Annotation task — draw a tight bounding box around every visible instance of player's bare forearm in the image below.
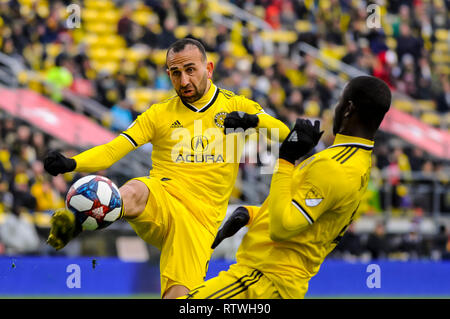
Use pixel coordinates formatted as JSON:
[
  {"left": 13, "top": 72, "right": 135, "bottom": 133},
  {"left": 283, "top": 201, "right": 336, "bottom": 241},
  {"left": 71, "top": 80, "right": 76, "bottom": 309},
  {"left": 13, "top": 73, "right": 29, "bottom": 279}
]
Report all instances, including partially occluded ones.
[{"left": 72, "top": 135, "right": 134, "bottom": 172}]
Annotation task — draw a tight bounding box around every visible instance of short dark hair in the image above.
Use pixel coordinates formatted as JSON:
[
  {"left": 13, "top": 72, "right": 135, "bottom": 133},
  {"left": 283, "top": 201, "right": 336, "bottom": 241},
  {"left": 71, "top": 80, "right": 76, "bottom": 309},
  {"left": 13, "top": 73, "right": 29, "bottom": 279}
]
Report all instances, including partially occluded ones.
[
  {"left": 166, "top": 38, "right": 207, "bottom": 64},
  {"left": 344, "top": 76, "right": 392, "bottom": 131}
]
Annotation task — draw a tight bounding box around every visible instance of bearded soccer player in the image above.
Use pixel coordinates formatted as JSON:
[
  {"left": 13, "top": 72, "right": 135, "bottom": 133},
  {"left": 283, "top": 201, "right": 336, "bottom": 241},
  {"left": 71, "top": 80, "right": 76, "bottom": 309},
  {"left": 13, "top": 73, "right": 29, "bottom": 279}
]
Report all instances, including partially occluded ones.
[
  {"left": 183, "top": 76, "right": 392, "bottom": 299},
  {"left": 44, "top": 38, "right": 290, "bottom": 298}
]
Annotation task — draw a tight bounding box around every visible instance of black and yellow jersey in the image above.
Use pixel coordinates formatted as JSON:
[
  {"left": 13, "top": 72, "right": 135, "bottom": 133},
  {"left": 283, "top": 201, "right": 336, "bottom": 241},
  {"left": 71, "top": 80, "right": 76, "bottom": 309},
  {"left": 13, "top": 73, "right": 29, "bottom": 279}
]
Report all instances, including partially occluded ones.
[
  {"left": 72, "top": 81, "right": 290, "bottom": 235},
  {"left": 236, "top": 134, "right": 374, "bottom": 298}
]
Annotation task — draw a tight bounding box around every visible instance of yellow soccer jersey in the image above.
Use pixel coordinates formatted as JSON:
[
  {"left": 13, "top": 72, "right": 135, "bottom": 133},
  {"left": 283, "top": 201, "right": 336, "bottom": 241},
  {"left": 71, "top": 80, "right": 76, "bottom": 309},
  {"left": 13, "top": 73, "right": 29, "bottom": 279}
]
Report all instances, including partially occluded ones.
[
  {"left": 236, "top": 134, "right": 374, "bottom": 298},
  {"left": 73, "top": 81, "right": 290, "bottom": 235}
]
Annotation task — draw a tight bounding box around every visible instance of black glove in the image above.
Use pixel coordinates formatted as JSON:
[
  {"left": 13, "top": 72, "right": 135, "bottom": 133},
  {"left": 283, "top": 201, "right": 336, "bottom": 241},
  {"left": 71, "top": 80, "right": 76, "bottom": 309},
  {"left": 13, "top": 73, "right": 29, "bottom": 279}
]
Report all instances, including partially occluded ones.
[
  {"left": 223, "top": 111, "right": 259, "bottom": 134},
  {"left": 44, "top": 151, "right": 76, "bottom": 176},
  {"left": 211, "top": 206, "right": 250, "bottom": 249},
  {"left": 279, "top": 118, "right": 324, "bottom": 164}
]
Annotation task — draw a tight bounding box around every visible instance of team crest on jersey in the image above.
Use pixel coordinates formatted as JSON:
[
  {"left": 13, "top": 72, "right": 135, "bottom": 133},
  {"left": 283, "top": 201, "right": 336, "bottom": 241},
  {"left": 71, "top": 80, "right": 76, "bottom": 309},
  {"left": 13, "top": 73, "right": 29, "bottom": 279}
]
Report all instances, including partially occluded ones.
[
  {"left": 214, "top": 112, "right": 227, "bottom": 128},
  {"left": 305, "top": 185, "right": 323, "bottom": 207}
]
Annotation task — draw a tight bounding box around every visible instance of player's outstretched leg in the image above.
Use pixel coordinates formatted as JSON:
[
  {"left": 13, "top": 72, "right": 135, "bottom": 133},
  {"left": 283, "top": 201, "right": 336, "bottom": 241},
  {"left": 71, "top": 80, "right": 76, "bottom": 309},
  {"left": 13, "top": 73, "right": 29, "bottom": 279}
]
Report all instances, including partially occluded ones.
[{"left": 47, "top": 179, "right": 148, "bottom": 250}]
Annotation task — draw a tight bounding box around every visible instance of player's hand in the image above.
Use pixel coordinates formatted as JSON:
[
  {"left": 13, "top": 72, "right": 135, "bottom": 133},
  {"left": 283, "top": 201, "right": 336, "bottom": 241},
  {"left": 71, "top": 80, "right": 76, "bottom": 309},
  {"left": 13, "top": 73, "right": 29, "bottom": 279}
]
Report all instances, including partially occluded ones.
[
  {"left": 211, "top": 206, "right": 250, "bottom": 249},
  {"left": 223, "top": 111, "right": 259, "bottom": 134},
  {"left": 47, "top": 209, "right": 82, "bottom": 250},
  {"left": 44, "top": 151, "right": 76, "bottom": 176},
  {"left": 279, "top": 118, "right": 324, "bottom": 164}
]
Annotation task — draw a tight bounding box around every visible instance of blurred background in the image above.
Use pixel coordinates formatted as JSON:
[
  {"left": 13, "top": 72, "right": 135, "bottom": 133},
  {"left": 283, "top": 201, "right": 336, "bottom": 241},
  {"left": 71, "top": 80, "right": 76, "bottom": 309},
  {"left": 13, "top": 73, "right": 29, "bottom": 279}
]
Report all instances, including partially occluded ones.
[{"left": 0, "top": 0, "right": 449, "bottom": 298}]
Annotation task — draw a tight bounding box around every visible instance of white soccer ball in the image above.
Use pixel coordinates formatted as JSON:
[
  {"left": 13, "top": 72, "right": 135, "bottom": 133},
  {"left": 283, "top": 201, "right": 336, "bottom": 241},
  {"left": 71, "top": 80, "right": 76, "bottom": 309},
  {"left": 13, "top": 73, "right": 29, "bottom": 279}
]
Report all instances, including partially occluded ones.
[{"left": 65, "top": 175, "right": 122, "bottom": 230}]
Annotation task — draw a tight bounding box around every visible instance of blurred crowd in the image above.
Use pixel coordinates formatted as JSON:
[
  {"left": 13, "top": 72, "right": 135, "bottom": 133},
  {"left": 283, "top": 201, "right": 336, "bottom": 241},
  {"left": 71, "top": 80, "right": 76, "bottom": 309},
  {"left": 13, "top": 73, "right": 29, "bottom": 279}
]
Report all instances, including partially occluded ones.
[
  {"left": 0, "top": 0, "right": 448, "bottom": 258},
  {"left": 0, "top": 0, "right": 447, "bottom": 124},
  {"left": 331, "top": 221, "right": 450, "bottom": 261}
]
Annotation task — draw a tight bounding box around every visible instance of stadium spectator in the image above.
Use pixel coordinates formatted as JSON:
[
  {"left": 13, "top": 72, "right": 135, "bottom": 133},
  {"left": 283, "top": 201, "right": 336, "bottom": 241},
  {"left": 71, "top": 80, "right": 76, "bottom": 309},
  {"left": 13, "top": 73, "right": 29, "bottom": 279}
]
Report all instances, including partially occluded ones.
[
  {"left": 109, "top": 99, "right": 138, "bottom": 132},
  {"left": 366, "top": 222, "right": 389, "bottom": 260},
  {"left": 45, "top": 53, "right": 74, "bottom": 103}
]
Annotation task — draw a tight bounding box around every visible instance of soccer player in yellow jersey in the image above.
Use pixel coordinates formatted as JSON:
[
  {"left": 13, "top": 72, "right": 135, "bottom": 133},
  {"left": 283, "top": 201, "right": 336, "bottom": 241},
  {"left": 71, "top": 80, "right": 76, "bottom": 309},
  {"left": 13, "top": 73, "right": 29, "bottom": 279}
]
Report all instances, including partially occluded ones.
[
  {"left": 183, "top": 76, "right": 392, "bottom": 299},
  {"left": 43, "top": 38, "right": 290, "bottom": 298}
]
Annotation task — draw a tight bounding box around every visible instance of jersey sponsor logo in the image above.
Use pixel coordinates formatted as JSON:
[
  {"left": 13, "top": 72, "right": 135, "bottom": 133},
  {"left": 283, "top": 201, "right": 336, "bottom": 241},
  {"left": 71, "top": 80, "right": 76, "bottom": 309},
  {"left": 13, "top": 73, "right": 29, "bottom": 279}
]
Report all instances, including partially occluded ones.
[
  {"left": 305, "top": 186, "right": 323, "bottom": 207},
  {"left": 175, "top": 153, "right": 225, "bottom": 163},
  {"left": 214, "top": 112, "right": 227, "bottom": 128},
  {"left": 191, "top": 135, "right": 209, "bottom": 152}
]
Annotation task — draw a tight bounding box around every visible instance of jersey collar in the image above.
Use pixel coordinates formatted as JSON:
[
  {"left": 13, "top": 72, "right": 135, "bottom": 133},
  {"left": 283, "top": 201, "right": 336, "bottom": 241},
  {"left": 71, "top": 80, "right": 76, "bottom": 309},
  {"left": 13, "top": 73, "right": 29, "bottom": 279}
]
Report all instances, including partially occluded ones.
[
  {"left": 180, "top": 81, "right": 219, "bottom": 113},
  {"left": 329, "top": 134, "right": 374, "bottom": 150}
]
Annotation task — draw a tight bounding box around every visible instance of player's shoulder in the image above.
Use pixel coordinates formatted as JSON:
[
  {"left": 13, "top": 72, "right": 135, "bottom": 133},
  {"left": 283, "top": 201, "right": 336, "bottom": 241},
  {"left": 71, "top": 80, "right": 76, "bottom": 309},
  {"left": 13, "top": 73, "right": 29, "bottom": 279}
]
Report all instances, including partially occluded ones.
[
  {"left": 216, "top": 87, "right": 237, "bottom": 100},
  {"left": 154, "top": 93, "right": 179, "bottom": 108},
  {"left": 302, "top": 152, "right": 344, "bottom": 175},
  {"left": 300, "top": 151, "right": 348, "bottom": 188},
  {"left": 140, "top": 94, "right": 179, "bottom": 114}
]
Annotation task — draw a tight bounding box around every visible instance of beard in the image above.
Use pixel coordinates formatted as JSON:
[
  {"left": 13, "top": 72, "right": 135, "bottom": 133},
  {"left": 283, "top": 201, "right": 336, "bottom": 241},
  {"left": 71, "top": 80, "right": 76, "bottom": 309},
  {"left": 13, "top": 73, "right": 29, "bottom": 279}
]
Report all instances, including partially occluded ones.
[{"left": 178, "top": 72, "right": 208, "bottom": 104}]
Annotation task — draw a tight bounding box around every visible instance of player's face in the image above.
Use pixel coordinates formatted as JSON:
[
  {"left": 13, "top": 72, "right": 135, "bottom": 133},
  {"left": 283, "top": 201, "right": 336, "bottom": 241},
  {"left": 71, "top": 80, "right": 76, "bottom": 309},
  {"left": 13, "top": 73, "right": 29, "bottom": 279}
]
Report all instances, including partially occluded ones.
[{"left": 166, "top": 46, "right": 213, "bottom": 103}]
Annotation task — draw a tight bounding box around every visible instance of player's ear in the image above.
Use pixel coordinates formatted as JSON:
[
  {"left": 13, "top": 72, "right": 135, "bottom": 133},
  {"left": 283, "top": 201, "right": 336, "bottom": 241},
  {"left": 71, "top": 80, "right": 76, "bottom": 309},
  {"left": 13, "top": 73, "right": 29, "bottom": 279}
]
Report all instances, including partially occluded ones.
[
  {"left": 206, "top": 61, "right": 214, "bottom": 79},
  {"left": 344, "top": 100, "right": 356, "bottom": 118}
]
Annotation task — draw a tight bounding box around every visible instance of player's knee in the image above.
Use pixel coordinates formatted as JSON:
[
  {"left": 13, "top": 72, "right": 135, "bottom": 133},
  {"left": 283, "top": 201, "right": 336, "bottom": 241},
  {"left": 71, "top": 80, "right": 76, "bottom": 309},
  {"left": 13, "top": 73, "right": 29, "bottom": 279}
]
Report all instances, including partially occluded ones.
[{"left": 120, "top": 180, "right": 149, "bottom": 218}]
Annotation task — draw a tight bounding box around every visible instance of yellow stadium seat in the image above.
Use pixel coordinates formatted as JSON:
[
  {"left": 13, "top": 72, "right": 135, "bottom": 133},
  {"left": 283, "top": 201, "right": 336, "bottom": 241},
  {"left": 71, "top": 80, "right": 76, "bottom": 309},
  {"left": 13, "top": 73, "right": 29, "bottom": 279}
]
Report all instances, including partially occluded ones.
[
  {"left": 435, "top": 41, "right": 449, "bottom": 52},
  {"left": 108, "top": 48, "right": 126, "bottom": 60},
  {"left": 386, "top": 37, "right": 397, "bottom": 49},
  {"left": 100, "top": 35, "right": 126, "bottom": 48},
  {"left": 150, "top": 49, "right": 167, "bottom": 65},
  {"left": 207, "top": 52, "right": 219, "bottom": 65},
  {"left": 435, "top": 29, "right": 449, "bottom": 41},
  {"left": 305, "top": 100, "right": 320, "bottom": 117},
  {"left": 98, "top": 10, "right": 121, "bottom": 24},
  {"left": 417, "top": 100, "right": 436, "bottom": 112},
  {"left": 46, "top": 43, "right": 62, "bottom": 57},
  {"left": 257, "top": 55, "right": 274, "bottom": 69},
  {"left": 131, "top": 11, "right": 153, "bottom": 26},
  {"left": 91, "top": 61, "right": 119, "bottom": 74},
  {"left": 393, "top": 99, "right": 414, "bottom": 113},
  {"left": 439, "top": 65, "right": 450, "bottom": 75},
  {"left": 209, "top": 0, "right": 232, "bottom": 15},
  {"left": 175, "top": 26, "right": 188, "bottom": 39},
  {"left": 84, "top": 0, "right": 114, "bottom": 10},
  {"left": 34, "top": 212, "right": 51, "bottom": 228},
  {"left": 421, "top": 112, "right": 441, "bottom": 127},
  {"left": 432, "top": 52, "right": 450, "bottom": 64},
  {"left": 295, "top": 20, "right": 312, "bottom": 32},
  {"left": 82, "top": 8, "right": 99, "bottom": 22},
  {"left": 84, "top": 22, "right": 116, "bottom": 34},
  {"left": 260, "top": 30, "right": 297, "bottom": 44},
  {"left": 127, "top": 88, "right": 174, "bottom": 112},
  {"left": 89, "top": 47, "right": 109, "bottom": 60},
  {"left": 83, "top": 33, "right": 99, "bottom": 46}
]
